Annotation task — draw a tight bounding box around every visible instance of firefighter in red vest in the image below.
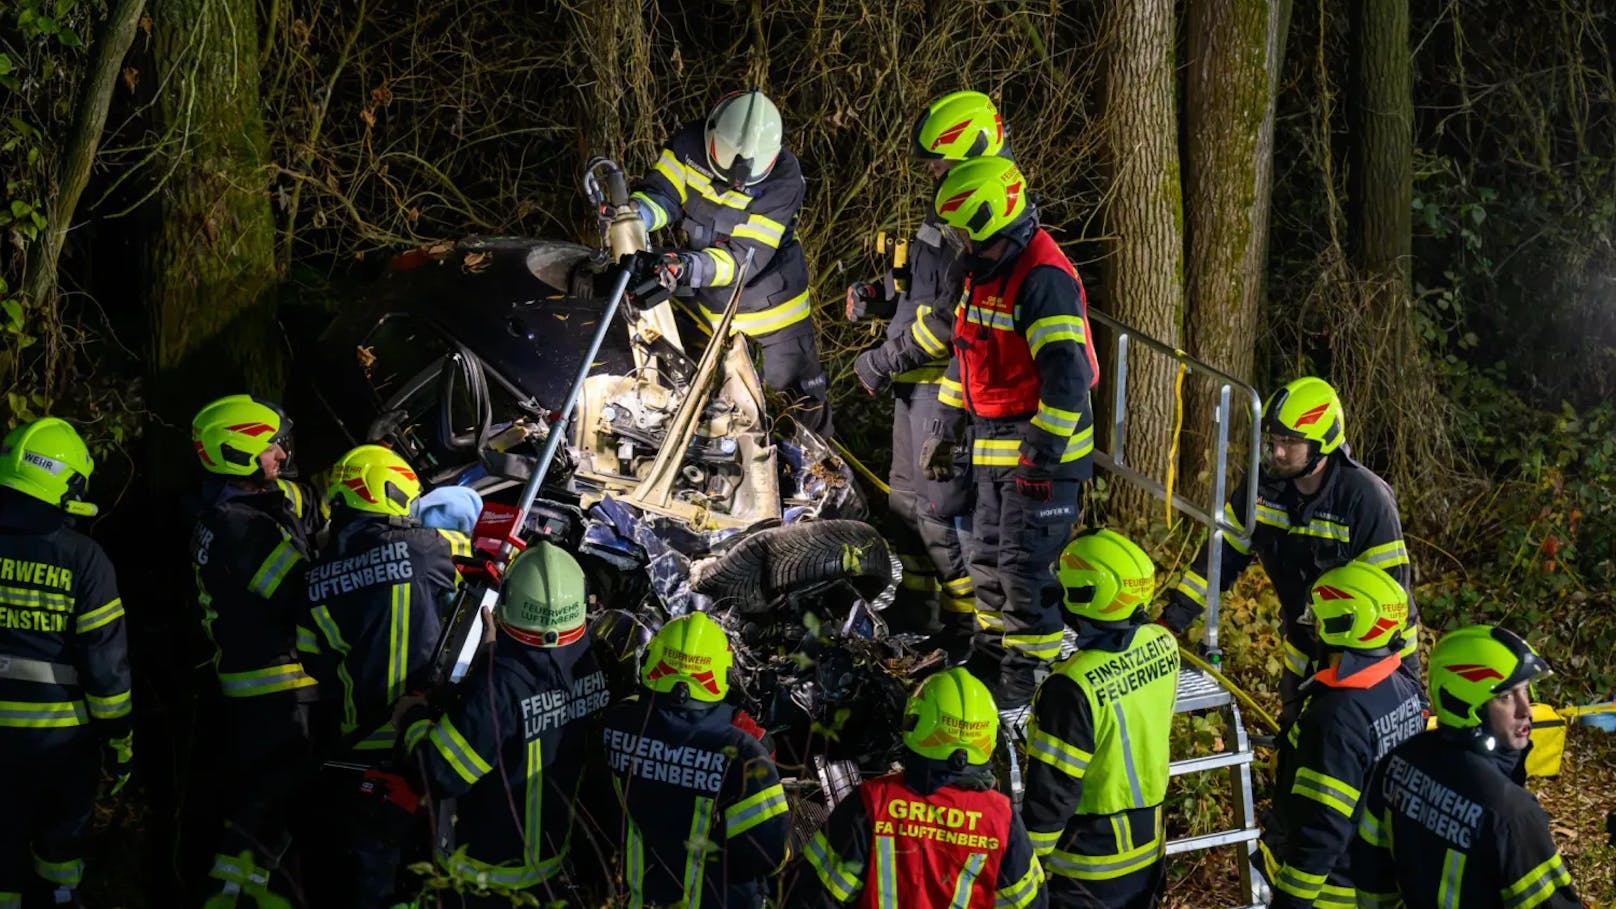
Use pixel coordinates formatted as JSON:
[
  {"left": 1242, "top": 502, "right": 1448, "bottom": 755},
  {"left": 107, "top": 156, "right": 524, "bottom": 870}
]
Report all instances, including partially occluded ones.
[
  {"left": 786, "top": 667, "right": 1047, "bottom": 909},
  {"left": 919, "top": 156, "right": 1098, "bottom": 709}
]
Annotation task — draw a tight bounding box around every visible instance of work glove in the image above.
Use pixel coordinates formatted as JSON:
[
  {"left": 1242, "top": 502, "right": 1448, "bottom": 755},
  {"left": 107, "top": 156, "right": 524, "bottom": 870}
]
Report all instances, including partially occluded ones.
[
  {"left": 844, "top": 282, "right": 896, "bottom": 322},
  {"left": 1155, "top": 596, "right": 1200, "bottom": 636},
  {"left": 104, "top": 732, "right": 134, "bottom": 796},
  {"left": 1012, "top": 456, "right": 1052, "bottom": 501},
  {"left": 919, "top": 436, "right": 960, "bottom": 482},
  {"left": 853, "top": 349, "right": 891, "bottom": 395},
  {"left": 654, "top": 251, "right": 695, "bottom": 291}
]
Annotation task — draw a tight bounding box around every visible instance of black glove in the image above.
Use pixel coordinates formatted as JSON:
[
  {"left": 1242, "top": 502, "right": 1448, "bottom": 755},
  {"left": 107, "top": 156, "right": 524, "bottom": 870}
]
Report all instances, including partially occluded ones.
[
  {"left": 919, "top": 436, "right": 959, "bottom": 482},
  {"left": 1012, "top": 456, "right": 1052, "bottom": 501},
  {"left": 853, "top": 349, "right": 891, "bottom": 395},
  {"left": 845, "top": 282, "right": 896, "bottom": 322},
  {"left": 103, "top": 732, "right": 134, "bottom": 796},
  {"left": 1156, "top": 596, "right": 1201, "bottom": 636},
  {"left": 655, "top": 251, "right": 695, "bottom": 290}
]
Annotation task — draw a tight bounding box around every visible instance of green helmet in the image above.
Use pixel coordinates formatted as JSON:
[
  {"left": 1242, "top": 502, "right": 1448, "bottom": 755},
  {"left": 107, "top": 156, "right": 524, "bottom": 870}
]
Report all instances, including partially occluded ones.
[
  {"left": 706, "top": 89, "right": 784, "bottom": 189},
  {"left": 902, "top": 667, "right": 999, "bottom": 766},
  {"left": 912, "top": 91, "right": 1005, "bottom": 161},
  {"left": 1429, "top": 625, "right": 1552, "bottom": 730},
  {"left": 1263, "top": 376, "right": 1346, "bottom": 455},
  {"left": 935, "top": 156, "right": 1030, "bottom": 243},
  {"left": 192, "top": 394, "right": 292, "bottom": 478},
  {"left": 642, "top": 612, "right": 733, "bottom": 703},
  {"left": 0, "top": 417, "right": 97, "bottom": 517},
  {"left": 1308, "top": 561, "right": 1408, "bottom": 651},
  {"left": 1056, "top": 529, "right": 1155, "bottom": 622},
  {"left": 325, "top": 444, "right": 421, "bottom": 517},
  {"left": 496, "top": 541, "right": 589, "bottom": 647}
]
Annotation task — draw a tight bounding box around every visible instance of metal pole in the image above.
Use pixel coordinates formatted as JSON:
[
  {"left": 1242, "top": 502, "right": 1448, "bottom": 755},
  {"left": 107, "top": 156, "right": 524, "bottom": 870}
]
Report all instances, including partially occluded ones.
[
  {"left": 1112, "top": 332, "right": 1130, "bottom": 465},
  {"left": 504, "top": 264, "right": 633, "bottom": 557},
  {"left": 1205, "top": 383, "right": 1233, "bottom": 661}
]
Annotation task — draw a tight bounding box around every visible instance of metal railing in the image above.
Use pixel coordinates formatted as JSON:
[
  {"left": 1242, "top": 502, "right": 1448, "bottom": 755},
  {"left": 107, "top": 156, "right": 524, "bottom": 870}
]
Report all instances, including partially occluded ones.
[{"left": 1087, "top": 308, "right": 1263, "bottom": 661}]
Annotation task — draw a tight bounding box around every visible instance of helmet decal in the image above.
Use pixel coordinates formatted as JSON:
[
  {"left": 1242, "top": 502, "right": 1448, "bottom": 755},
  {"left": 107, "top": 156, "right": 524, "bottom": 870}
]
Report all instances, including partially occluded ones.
[
  {"left": 1293, "top": 403, "right": 1330, "bottom": 428},
  {"left": 1446, "top": 663, "right": 1506, "bottom": 683}
]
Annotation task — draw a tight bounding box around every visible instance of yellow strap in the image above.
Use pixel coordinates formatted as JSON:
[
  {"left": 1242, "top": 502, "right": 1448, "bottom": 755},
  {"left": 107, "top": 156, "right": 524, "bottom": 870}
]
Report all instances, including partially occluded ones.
[{"left": 1164, "top": 358, "right": 1188, "bottom": 530}]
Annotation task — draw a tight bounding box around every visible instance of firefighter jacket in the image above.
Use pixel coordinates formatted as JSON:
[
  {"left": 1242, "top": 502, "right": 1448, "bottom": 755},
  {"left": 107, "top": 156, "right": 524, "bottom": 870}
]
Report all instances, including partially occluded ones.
[
  {"left": 790, "top": 760, "right": 1047, "bottom": 909},
  {"left": 599, "top": 692, "right": 791, "bottom": 909},
  {"left": 0, "top": 488, "right": 131, "bottom": 743},
  {"left": 863, "top": 210, "right": 967, "bottom": 386},
  {"left": 937, "top": 225, "right": 1098, "bottom": 481},
  {"left": 1351, "top": 729, "right": 1581, "bottom": 909},
  {"left": 189, "top": 479, "right": 320, "bottom": 701},
  {"left": 1022, "top": 621, "right": 1179, "bottom": 882},
  {"left": 632, "top": 122, "right": 812, "bottom": 341},
  {"left": 401, "top": 629, "right": 612, "bottom": 890},
  {"left": 296, "top": 512, "right": 469, "bottom": 752},
  {"left": 1162, "top": 451, "right": 1417, "bottom": 676},
  {"left": 1262, "top": 651, "right": 1425, "bottom": 909}
]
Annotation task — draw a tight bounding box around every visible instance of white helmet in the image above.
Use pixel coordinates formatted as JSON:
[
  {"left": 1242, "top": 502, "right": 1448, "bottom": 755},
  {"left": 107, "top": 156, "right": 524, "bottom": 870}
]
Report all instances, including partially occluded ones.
[{"left": 705, "top": 90, "right": 783, "bottom": 189}]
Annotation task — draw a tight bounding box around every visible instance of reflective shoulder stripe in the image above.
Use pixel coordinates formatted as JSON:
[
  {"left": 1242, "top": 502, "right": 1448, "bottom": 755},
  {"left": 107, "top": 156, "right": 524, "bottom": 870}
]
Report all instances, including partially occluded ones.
[
  {"left": 804, "top": 829, "right": 863, "bottom": 902},
  {"left": 86, "top": 689, "right": 133, "bottom": 720},
  {"left": 1292, "top": 766, "right": 1361, "bottom": 817},
  {"left": 77, "top": 597, "right": 124, "bottom": 634},
  {"left": 428, "top": 715, "right": 493, "bottom": 785},
  {"left": 1357, "top": 804, "right": 1391, "bottom": 848},
  {"left": 724, "top": 781, "right": 789, "bottom": 837},
  {"left": 1028, "top": 726, "right": 1092, "bottom": 778},
  {"left": 247, "top": 538, "right": 303, "bottom": 599},
  {"left": 650, "top": 149, "right": 689, "bottom": 203},
  {"left": 994, "top": 854, "right": 1044, "bottom": 909},
  {"left": 435, "top": 529, "right": 472, "bottom": 559},
  {"left": 1501, "top": 852, "right": 1571, "bottom": 909},
  {"left": 1026, "top": 314, "right": 1086, "bottom": 358}
]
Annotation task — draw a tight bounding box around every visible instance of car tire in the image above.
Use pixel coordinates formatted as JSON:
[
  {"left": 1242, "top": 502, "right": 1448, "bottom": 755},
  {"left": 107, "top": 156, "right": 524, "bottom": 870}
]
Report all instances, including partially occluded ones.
[{"left": 692, "top": 519, "right": 892, "bottom": 613}]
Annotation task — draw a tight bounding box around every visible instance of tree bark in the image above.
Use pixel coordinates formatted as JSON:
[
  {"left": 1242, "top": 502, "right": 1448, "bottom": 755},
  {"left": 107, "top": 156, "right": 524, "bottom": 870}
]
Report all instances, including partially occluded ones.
[
  {"left": 1099, "top": 0, "right": 1187, "bottom": 527},
  {"left": 1182, "top": 0, "right": 1289, "bottom": 501},
  {"left": 1348, "top": 0, "right": 1413, "bottom": 295},
  {"left": 146, "top": 0, "right": 280, "bottom": 477}
]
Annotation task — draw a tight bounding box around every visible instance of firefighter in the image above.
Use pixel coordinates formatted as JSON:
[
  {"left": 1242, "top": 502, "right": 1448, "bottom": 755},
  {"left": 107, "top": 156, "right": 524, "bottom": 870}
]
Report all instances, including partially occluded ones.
[
  {"left": 787, "top": 666, "right": 1047, "bottom": 909},
  {"left": 398, "top": 541, "right": 611, "bottom": 906},
  {"left": 1257, "top": 560, "right": 1425, "bottom": 909},
  {"left": 598, "top": 611, "right": 790, "bottom": 908},
  {"left": 1352, "top": 625, "right": 1581, "bottom": 909},
  {"left": 294, "top": 444, "right": 471, "bottom": 909},
  {"left": 1020, "top": 529, "right": 1178, "bottom": 909},
  {"left": 629, "top": 89, "right": 833, "bottom": 435},
  {"left": 919, "top": 155, "right": 1099, "bottom": 709},
  {"left": 1156, "top": 376, "right": 1420, "bottom": 724},
  {"left": 189, "top": 395, "right": 323, "bottom": 907},
  {"left": 843, "top": 90, "right": 1009, "bottom": 656},
  {"left": 0, "top": 417, "right": 132, "bottom": 908}
]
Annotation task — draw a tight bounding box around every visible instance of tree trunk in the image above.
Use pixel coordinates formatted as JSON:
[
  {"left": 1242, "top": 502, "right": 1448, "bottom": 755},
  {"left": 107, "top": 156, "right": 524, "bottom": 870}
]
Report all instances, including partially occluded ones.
[
  {"left": 1348, "top": 0, "right": 1413, "bottom": 295},
  {"left": 1099, "top": 0, "right": 1187, "bottom": 528},
  {"left": 146, "top": 0, "right": 280, "bottom": 463},
  {"left": 1181, "top": 0, "right": 1290, "bottom": 503}
]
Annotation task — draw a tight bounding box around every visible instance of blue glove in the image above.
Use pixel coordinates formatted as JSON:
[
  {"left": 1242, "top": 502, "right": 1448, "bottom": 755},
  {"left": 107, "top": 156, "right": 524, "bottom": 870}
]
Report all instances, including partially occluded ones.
[{"left": 412, "top": 486, "right": 484, "bottom": 536}]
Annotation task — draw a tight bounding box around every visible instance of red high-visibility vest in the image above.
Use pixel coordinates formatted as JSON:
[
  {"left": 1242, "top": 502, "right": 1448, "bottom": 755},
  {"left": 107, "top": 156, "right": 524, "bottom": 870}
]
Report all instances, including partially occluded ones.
[
  {"left": 952, "top": 228, "right": 1099, "bottom": 418},
  {"left": 857, "top": 773, "right": 1013, "bottom": 909}
]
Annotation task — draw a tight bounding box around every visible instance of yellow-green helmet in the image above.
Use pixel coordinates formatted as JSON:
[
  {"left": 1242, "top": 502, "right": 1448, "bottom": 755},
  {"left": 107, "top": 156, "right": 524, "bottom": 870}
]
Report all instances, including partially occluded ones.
[
  {"left": 0, "top": 417, "right": 97, "bottom": 517},
  {"left": 496, "top": 541, "right": 589, "bottom": 647},
  {"left": 912, "top": 90, "right": 1005, "bottom": 161},
  {"left": 1308, "top": 561, "right": 1409, "bottom": 651},
  {"left": 1428, "top": 625, "right": 1552, "bottom": 730},
  {"left": 641, "top": 612, "right": 733, "bottom": 703},
  {"left": 935, "top": 156, "right": 1030, "bottom": 243},
  {"left": 902, "top": 667, "right": 999, "bottom": 766},
  {"left": 192, "top": 394, "right": 291, "bottom": 478},
  {"left": 325, "top": 444, "right": 421, "bottom": 517},
  {"left": 1056, "top": 529, "right": 1155, "bottom": 622},
  {"left": 1263, "top": 376, "right": 1346, "bottom": 455}
]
